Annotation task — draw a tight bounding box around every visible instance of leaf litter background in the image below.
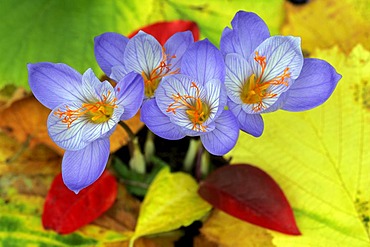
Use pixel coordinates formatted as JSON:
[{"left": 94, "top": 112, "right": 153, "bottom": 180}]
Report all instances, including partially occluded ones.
[{"left": 1, "top": 0, "right": 370, "bottom": 246}]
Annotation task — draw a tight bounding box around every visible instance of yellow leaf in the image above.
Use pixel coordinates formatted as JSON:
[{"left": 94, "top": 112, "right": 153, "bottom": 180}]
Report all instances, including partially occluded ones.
[
  {"left": 226, "top": 45, "right": 370, "bottom": 246},
  {"left": 282, "top": 0, "right": 370, "bottom": 54},
  {"left": 199, "top": 210, "right": 274, "bottom": 247},
  {"left": 132, "top": 167, "right": 211, "bottom": 242}
]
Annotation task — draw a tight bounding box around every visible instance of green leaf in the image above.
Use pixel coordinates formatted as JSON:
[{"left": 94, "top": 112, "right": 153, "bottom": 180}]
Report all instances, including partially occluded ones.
[
  {"left": 1, "top": 0, "right": 284, "bottom": 90},
  {"left": 131, "top": 167, "right": 211, "bottom": 242},
  {"left": 226, "top": 45, "right": 370, "bottom": 246}
]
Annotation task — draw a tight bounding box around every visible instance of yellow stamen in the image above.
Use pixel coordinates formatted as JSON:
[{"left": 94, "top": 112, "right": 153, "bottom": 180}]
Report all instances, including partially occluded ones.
[
  {"left": 142, "top": 47, "right": 179, "bottom": 98},
  {"left": 54, "top": 91, "right": 118, "bottom": 128},
  {"left": 240, "top": 51, "right": 290, "bottom": 112},
  {"left": 167, "top": 82, "right": 209, "bottom": 132}
]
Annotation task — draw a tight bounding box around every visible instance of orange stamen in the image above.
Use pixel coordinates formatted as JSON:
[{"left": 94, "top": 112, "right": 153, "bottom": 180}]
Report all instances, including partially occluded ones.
[
  {"left": 54, "top": 91, "right": 118, "bottom": 128},
  {"left": 241, "top": 51, "right": 291, "bottom": 112},
  {"left": 167, "top": 82, "right": 209, "bottom": 132},
  {"left": 142, "top": 47, "right": 179, "bottom": 97}
]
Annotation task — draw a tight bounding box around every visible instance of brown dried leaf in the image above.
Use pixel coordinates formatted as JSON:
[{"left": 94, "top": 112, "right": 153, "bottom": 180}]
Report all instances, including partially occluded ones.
[{"left": 0, "top": 133, "right": 60, "bottom": 176}]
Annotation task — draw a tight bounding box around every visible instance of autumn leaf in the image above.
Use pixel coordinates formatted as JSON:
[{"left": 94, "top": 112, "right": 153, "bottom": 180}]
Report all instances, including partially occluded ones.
[
  {"left": 198, "top": 164, "right": 300, "bottom": 235},
  {"left": 226, "top": 45, "right": 370, "bottom": 246},
  {"left": 282, "top": 0, "right": 370, "bottom": 54},
  {"left": 198, "top": 210, "right": 274, "bottom": 247},
  {"left": 42, "top": 172, "right": 118, "bottom": 234},
  {"left": 131, "top": 167, "right": 211, "bottom": 244},
  {"left": 0, "top": 133, "right": 60, "bottom": 176}
]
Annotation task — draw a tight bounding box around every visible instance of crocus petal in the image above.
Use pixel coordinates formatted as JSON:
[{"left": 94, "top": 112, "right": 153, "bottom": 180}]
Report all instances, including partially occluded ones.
[
  {"left": 48, "top": 103, "right": 90, "bottom": 150},
  {"left": 261, "top": 91, "right": 290, "bottom": 113},
  {"left": 251, "top": 36, "right": 303, "bottom": 84},
  {"left": 94, "top": 32, "right": 128, "bottom": 76},
  {"left": 110, "top": 65, "right": 128, "bottom": 82},
  {"left": 124, "top": 31, "right": 162, "bottom": 76},
  {"left": 181, "top": 39, "right": 225, "bottom": 85},
  {"left": 28, "top": 62, "right": 84, "bottom": 109},
  {"left": 200, "top": 110, "right": 239, "bottom": 156},
  {"left": 164, "top": 31, "right": 194, "bottom": 71},
  {"left": 220, "top": 27, "right": 235, "bottom": 56},
  {"left": 221, "top": 11, "right": 270, "bottom": 58},
  {"left": 115, "top": 72, "right": 144, "bottom": 120},
  {"left": 79, "top": 68, "right": 104, "bottom": 100},
  {"left": 225, "top": 53, "right": 253, "bottom": 104},
  {"left": 228, "top": 100, "right": 264, "bottom": 137},
  {"left": 155, "top": 74, "right": 207, "bottom": 130},
  {"left": 62, "top": 138, "right": 110, "bottom": 193},
  {"left": 48, "top": 100, "right": 121, "bottom": 151},
  {"left": 282, "top": 58, "right": 341, "bottom": 111},
  {"left": 204, "top": 78, "right": 227, "bottom": 120},
  {"left": 141, "top": 99, "right": 186, "bottom": 140}
]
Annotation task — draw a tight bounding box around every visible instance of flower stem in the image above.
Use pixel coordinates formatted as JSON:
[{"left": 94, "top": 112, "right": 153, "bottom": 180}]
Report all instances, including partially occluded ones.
[
  {"left": 118, "top": 121, "right": 135, "bottom": 144},
  {"left": 144, "top": 130, "right": 155, "bottom": 163},
  {"left": 118, "top": 121, "right": 146, "bottom": 174},
  {"left": 183, "top": 139, "right": 200, "bottom": 172},
  {"left": 195, "top": 144, "right": 204, "bottom": 182}
]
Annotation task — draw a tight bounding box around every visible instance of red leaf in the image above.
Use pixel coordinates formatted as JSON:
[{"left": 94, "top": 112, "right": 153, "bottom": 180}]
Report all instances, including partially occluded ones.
[
  {"left": 128, "top": 20, "right": 200, "bottom": 45},
  {"left": 42, "top": 171, "right": 118, "bottom": 234},
  {"left": 198, "top": 164, "right": 301, "bottom": 235}
]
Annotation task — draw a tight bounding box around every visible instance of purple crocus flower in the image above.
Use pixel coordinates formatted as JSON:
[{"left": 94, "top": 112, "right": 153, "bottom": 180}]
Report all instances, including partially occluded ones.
[
  {"left": 141, "top": 40, "right": 239, "bottom": 156},
  {"left": 28, "top": 63, "right": 144, "bottom": 193},
  {"left": 221, "top": 11, "right": 341, "bottom": 137},
  {"left": 94, "top": 30, "right": 194, "bottom": 100}
]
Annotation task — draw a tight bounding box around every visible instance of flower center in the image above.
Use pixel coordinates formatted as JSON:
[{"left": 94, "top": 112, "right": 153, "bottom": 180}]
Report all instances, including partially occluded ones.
[
  {"left": 142, "top": 47, "right": 179, "bottom": 98},
  {"left": 54, "top": 91, "right": 117, "bottom": 128},
  {"left": 240, "top": 52, "right": 290, "bottom": 112},
  {"left": 167, "top": 82, "right": 210, "bottom": 132}
]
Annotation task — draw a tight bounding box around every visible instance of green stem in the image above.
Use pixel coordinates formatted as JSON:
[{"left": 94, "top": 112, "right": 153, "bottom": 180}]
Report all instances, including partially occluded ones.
[
  {"left": 118, "top": 121, "right": 146, "bottom": 174},
  {"left": 144, "top": 130, "right": 155, "bottom": 163},
  {"left": 195, "top": 144, "right": 204, "bottom": 182},
  {"left": 183, "top": 139, "right": 200, "bottom": 172}
]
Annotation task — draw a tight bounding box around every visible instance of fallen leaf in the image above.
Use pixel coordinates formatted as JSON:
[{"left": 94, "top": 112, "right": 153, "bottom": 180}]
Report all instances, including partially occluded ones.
[
  {"left": 226, "top": 45, "right": 370, "bottom": 246},
  {"left": 42, "top": 171, "right": 118, "bottom": 234},
  {"left": 198, "top": 210, "right": 274, "bottom": 247},
  {"left": 0, "top": 133, "right": 60, "bottom": 176},
  {"left": 282, "top": 0, "right": 370, "bottom": 54},
  {"left": 198, "top": 164, "right": 300, "bottom": 235},
  {"left": 93, "top": 182, "right": 141, "bottom": 232},
  {"left": 128, "top": 20, "right": 200, "bottom": 45},
  {"left": 131, "top": 167, "right": 211, "bottom": 243}
]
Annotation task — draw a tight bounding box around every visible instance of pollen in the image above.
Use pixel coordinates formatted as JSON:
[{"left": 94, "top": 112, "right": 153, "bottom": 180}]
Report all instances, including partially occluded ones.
[
  {"left": 54, "top": 91, "right": 118, "bottom": 128},
  {"left": 142, "top": 47, "right": 179, "bottom": 98},
  {"left": 167, "top": 82, "right": 210, "bottom": 132},
  {"left": 240, "top": 51, "right": 290, "bottom": 112}
]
